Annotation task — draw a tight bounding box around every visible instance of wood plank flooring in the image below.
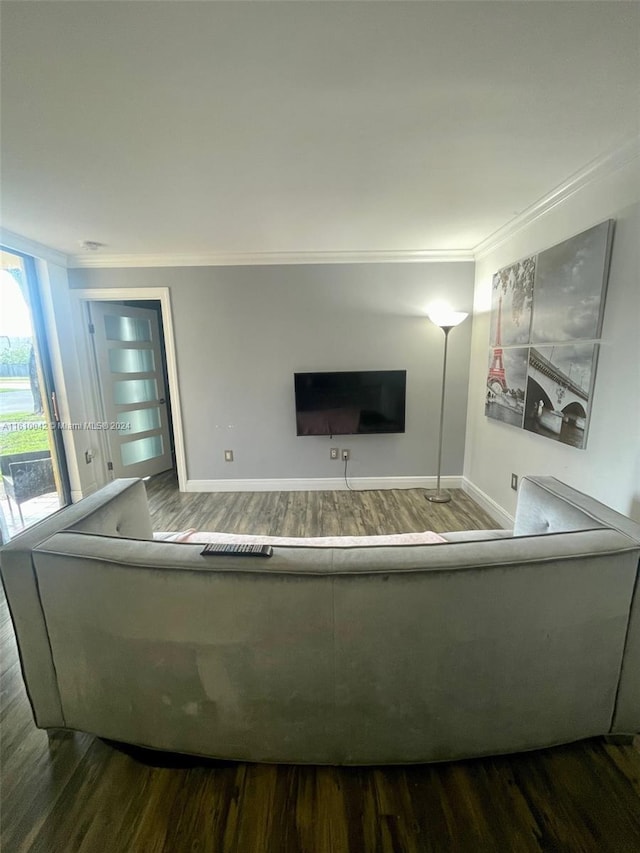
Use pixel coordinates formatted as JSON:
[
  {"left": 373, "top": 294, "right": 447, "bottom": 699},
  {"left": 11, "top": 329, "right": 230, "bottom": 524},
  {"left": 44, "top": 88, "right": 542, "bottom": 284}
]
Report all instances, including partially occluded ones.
[
  {"left": 2, "top": 472, "right": 639, "bottom": 853},
  {"left": 144, "top": 472, "right": 499, "bottom": 537}
]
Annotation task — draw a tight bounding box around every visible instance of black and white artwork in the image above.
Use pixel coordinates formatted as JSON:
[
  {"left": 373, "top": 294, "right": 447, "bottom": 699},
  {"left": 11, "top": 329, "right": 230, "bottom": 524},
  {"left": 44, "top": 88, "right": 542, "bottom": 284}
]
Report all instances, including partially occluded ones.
[
  {"left": 489, "top": 256, "right": 535, "bottom": 347},
  {"left": 530, "top": 220, "right": 614, "bottom": 344},
  {"left": 485, "top": 219, "right": 613, "bottom": 449},
  {"left": 523, "top": 343, "right": 598, "bottom": 450}
]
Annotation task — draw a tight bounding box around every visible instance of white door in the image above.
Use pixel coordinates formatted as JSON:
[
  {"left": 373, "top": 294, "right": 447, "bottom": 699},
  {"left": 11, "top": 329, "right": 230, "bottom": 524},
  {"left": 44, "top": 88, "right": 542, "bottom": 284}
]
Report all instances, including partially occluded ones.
[{"left": 88, "top": 302, "right": 173, "bottom": 479}]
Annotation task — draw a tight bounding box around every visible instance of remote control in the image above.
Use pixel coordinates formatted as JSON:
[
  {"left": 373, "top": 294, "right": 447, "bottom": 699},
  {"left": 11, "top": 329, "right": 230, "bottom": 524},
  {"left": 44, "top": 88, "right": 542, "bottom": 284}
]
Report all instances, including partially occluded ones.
[{"left": 200, "top": 543, "right": 273, "bottom": 557}]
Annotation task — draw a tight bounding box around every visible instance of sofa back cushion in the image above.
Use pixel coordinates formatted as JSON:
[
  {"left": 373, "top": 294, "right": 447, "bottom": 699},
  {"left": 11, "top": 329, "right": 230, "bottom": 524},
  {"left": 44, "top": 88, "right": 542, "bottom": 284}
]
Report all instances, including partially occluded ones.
[{"left": 28, "top": 526, "right": 640, "bottom": 762}]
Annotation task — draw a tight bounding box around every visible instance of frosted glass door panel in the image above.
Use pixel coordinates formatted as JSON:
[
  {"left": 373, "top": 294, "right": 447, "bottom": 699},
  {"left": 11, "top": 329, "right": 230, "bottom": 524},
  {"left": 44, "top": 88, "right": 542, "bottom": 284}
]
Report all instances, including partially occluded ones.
[
  {"left": 104, "top": 315, "right": 152, "bottom": 342},
  {"left": 123, "top": 407, "right": 162, "bottom": 435},
  {"left": 120, "top": 435, "right": 164, "bottom": 467},
  {"left": 114, "top": 379, "right": 158, "bottom": 405},
  {"left": 108, "top": 348, "right": 155, "bottom": 374},
  {"left": 89, "top": 301, "right": 173, "bottom": 479}
]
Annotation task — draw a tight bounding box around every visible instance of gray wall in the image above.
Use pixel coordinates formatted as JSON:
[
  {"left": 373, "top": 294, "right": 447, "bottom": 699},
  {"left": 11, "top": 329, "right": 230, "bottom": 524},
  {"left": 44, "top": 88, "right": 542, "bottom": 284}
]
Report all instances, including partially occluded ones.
[{"left": 69, "top": 263, "right": 474, "bottom": 483}]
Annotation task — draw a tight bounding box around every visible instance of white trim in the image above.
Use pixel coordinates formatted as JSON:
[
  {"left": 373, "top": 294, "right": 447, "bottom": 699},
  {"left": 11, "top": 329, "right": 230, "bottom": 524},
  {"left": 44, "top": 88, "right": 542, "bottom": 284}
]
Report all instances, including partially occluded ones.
[
  {"left": 185, "top": 475, "right": 463, "bottom": 493},
  {"left": 68, "top": 248, "right": 474, "bottom": 269},
  {"left": 0, "top": 227, "right": 69, "bottom": 268},
  {"left": 72, "top": 287, "right": 188, "bottom": 492},
  {"left": 473, "top": 136, "right": 640, "bottom": 260},
  {"left": 80, "top": 299, "right": 113, "bottom": 488},
  {"left": 35, "top": 261, "right": 88, "bottom": 500},
  {"left": 461, "top": 477, "right": 514, "bottom": 529}
]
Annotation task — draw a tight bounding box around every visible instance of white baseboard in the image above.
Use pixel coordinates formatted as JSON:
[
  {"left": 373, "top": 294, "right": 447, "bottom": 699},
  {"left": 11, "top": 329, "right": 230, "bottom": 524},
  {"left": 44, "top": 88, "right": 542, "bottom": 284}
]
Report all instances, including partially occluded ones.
[
  {"left": 461, "top": 477, "right": 514, "bottom": 529},
  {"left": 185, "top": 475, "right": 463, "bottom": 493}
]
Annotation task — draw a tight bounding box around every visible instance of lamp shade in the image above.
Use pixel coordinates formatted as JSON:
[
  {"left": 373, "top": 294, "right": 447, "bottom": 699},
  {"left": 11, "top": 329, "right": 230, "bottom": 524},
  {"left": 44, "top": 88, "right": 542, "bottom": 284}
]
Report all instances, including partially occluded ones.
[{"left": 427, "top": 309, "right": 468, "bottom": 329}]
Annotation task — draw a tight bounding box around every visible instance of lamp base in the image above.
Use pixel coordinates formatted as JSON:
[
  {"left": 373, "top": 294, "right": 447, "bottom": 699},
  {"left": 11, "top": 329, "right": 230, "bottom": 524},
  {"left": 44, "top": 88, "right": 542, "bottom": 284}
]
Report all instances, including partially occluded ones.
[{"left": 426, "top": 492, "right": 451, "bottom": 504}]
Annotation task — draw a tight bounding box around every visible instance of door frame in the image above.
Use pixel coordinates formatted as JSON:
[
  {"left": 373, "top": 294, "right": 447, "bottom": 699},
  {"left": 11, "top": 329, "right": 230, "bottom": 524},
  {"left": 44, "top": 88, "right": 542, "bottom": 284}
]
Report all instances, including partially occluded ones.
[
  {"left": 73, "top": 288, "right": 187, "bottom": 491},
  {"left": 0, "top": 246, "right": 72, "bottom": 511}
]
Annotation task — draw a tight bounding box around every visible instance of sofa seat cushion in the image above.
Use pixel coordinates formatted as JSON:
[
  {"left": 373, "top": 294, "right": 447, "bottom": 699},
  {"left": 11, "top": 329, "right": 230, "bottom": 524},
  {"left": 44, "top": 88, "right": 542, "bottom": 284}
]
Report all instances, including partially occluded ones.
[{"left": 153, "top": 529, "right": 447, "bottom": 547}]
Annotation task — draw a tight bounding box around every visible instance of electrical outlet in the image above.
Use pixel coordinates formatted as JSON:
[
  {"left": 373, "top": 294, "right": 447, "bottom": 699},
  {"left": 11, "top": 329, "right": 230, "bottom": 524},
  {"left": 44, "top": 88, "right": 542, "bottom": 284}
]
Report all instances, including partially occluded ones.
[
  {"left": 342, "top": 449, "right": 350, "bottom": 461},
  {"left": 330, "top": 447, "right": 339, "bottom": 460},
  {"left": 224, "top": 450, "right": 234, "bottom": 462},
  {"left": 511, "top": 473, "right": 518, "bottom": 491}
]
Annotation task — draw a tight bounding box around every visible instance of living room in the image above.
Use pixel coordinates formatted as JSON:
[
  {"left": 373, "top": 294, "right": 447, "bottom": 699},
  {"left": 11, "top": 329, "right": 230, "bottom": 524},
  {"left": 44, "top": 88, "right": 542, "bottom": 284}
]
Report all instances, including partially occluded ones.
[
  {"left": 1, "top": 2, "right": 638, "bottom": 529},
  {"left": 1, "top": 2, "right": 639, "bottom": 850}
]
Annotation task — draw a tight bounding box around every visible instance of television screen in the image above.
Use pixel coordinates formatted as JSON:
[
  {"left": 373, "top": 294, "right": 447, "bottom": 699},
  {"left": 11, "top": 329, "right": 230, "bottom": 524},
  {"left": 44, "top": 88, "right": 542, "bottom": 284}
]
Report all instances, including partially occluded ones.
[{"left": 294, "top": 370, "right": 406, "bottom": 436}]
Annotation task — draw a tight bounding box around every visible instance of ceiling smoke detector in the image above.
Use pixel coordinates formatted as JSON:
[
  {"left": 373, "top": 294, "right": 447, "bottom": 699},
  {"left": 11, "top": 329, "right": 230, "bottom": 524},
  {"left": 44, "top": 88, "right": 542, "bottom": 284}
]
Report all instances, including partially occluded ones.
[{"left": 80, "top": 240, "right": 106, "bottom": 251}]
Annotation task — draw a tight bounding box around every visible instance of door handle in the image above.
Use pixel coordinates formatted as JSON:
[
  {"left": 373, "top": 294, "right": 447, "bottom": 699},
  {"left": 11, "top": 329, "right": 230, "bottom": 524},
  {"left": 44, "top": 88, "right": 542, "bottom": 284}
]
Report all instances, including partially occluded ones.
[
  {"left": 159, "top": 398, "right": 166, "bottom": 405},
  {"left": 51, "top": 391, "right": 60, "bottom": 422}
]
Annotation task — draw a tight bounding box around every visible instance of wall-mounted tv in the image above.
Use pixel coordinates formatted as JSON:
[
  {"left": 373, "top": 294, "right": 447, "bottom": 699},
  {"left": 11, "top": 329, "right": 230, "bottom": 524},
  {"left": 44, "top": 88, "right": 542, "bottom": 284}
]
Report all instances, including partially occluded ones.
[{"left": 294, "top": 370, "right": 407, "bottom": 436}]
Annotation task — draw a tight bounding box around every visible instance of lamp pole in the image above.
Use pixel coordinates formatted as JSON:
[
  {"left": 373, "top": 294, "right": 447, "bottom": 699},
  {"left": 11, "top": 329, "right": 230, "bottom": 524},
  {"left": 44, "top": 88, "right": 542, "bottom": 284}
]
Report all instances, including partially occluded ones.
[
  {"left": 428, "top": 324, "right": 453, "bottom": 503},
  {"left": 425, "top": 309, "right": 468, "bottom": 504}
]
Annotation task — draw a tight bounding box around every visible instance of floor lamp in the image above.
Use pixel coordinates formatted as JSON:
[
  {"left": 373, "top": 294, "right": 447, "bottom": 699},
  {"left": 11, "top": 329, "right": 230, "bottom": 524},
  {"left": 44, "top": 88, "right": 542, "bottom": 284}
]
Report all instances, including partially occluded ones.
[{"left": 426, "top": 309, "right": 468, "bottom": 503}]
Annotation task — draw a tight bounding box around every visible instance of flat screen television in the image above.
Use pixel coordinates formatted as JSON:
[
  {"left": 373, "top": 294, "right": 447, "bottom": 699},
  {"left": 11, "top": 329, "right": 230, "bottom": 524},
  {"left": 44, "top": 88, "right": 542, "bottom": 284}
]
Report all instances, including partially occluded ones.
[{"left": 294, "top": 370, "right": 407, "bottom": 436}]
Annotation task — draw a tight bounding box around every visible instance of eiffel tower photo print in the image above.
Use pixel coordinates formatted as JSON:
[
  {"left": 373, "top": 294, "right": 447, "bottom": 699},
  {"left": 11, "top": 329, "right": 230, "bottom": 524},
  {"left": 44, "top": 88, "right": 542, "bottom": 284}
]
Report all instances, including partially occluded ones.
[{"left": 485, "top": 256, "right": 535, "bottom": 429}]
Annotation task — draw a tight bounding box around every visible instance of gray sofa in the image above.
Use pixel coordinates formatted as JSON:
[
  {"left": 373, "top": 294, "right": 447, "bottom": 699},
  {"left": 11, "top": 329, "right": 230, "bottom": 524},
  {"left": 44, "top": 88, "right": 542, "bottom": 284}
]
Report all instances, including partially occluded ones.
[{"left": 1, "top": 476, "right": 638, "bottom": 765}]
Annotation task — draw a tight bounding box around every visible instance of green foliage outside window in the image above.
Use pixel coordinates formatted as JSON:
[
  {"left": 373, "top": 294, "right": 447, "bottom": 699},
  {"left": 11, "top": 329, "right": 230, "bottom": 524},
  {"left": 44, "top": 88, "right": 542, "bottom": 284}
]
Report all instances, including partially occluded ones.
[{"left": 0, "top": 337, "right": 31, "bottom": 367}]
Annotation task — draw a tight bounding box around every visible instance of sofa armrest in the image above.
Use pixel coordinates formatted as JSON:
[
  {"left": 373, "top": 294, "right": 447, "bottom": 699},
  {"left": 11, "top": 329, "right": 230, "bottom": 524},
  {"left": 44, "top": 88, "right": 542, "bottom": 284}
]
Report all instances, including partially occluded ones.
[
  {"left": 0, "top": 478, "right": 151, "bottom": 728},
  {"left": 515, "top": 477, "right": 640, "bottom": 540},
  {"left": 68, "top": 481, "right": 153, "bottom": 539}
]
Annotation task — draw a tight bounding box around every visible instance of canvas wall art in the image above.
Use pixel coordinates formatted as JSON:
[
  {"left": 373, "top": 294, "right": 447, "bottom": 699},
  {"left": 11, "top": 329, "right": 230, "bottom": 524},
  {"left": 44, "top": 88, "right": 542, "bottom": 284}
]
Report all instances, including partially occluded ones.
[
  {"left": 489, "top": 255, "right": 535, "bottom": 347},
  {"left": 486, "top": 346, "right": 528, "bottom": 429},
  {"left": 485, "top": 219, "right": 613, "bottom": 449},
  {"left": 530, "top": 222, "right": 612, "bottom": 344}
]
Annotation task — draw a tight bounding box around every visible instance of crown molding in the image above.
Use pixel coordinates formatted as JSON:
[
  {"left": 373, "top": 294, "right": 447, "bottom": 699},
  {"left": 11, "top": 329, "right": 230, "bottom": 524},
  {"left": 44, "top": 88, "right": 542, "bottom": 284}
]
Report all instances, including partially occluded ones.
[
  {"left": 68, "top": 247, "right": 474, "bottom": 269},
  {"left": 5, "top": 137, "right": 637, "bottom": 270},
  {"left": 473, "top": 136, "right": 640, "bottom": 260},
  {"left": 0, "top": 227, "right": 69, "bottom": 268}
]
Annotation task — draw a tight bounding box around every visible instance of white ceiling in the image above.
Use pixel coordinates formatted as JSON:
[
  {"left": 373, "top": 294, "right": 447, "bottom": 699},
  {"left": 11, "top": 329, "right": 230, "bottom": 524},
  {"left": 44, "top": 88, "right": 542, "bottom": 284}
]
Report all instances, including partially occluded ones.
[{"left": 1, "top": 1, "right": 639, "bottom": 266}]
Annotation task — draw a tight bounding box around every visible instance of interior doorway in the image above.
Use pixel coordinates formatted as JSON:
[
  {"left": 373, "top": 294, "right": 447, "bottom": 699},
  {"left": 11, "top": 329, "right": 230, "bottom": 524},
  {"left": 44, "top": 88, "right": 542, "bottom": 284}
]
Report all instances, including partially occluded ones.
[
  {"left": 87, "top": 300, "right": 175, "bottom": 480},
  {"left": 74, "top": 286, "right": 186, "bottom": 491}
]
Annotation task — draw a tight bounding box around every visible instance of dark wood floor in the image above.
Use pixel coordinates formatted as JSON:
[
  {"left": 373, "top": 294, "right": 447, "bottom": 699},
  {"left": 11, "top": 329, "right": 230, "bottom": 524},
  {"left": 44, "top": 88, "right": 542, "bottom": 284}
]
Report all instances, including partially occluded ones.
[{"left": 2, "top": 472, "right": 639, "bottom": 853}]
